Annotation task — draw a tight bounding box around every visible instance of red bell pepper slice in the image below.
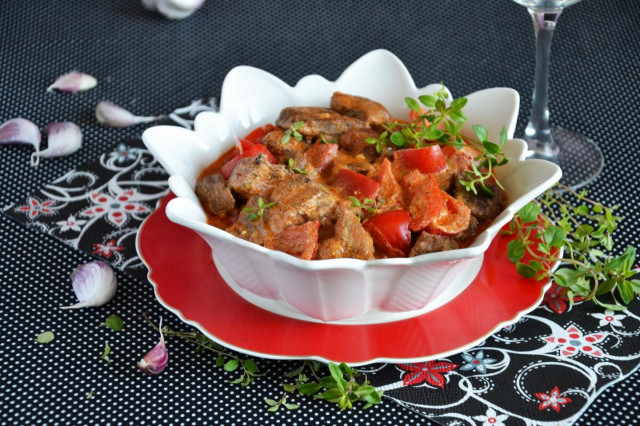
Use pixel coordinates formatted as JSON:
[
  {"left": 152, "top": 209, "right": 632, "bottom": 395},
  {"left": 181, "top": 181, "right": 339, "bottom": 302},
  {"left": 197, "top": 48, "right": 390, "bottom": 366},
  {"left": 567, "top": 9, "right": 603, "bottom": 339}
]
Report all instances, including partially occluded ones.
[
  {"left": 364, "top": 210, "right": 411, "bottom": 257},
  {"left": 334, "top": 168, "right": 380, "bottom": 201},
  {"left": 395, "top": 145, "right": 447, "bottom": 174},
  {"left": 427, "top": 191, "right": 471, "bottom": 236},
  {"left": 268, "top": 221, "right": 321, "bottom": 260},
  {"left": 243, "top": 124, "right": 276, "bottom": 144},
  {"left": 402, "top": 170, "right": 443, "bottom": 231},
  {"left": 305, "top": 142, "right": 338, "bottom": 173}
]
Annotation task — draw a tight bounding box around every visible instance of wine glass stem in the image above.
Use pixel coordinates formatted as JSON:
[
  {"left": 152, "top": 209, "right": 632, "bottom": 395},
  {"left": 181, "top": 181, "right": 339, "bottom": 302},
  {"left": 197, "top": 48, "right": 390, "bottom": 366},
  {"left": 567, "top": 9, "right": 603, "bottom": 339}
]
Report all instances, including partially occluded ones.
[{"left": 524, "top": 9, "right": 563, "bottom": 160}]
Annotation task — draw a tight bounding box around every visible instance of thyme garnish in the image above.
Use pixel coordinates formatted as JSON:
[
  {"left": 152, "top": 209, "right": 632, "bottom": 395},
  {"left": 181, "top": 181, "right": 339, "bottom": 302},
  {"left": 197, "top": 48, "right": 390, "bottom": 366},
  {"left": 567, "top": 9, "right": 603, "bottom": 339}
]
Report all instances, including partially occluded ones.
[
  {"left": 366, "top": 84, "right": 508, "bottom": 195},
  {"left": 242, "top": 197, "right": 276, "bottom": 221},
  {"left": 504, "top": 183, "right": 640, "bottom": 310},
  {"left": 281, "top": 121, "right": 304, "bottom": 145}
]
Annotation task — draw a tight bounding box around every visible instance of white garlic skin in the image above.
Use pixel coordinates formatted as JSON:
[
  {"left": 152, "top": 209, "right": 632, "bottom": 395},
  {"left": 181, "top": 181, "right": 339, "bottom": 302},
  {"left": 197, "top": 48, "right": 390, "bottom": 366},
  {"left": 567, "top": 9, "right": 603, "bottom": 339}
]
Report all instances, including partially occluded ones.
[
  {"left": 138, "top": 321, "right": 169, "bottom": 374},
  {"left": 30, "top": 122, "right": 83, "bottom": 166},
  {"left": 47, "top": 72, "right": 97, "bottom": 93}
]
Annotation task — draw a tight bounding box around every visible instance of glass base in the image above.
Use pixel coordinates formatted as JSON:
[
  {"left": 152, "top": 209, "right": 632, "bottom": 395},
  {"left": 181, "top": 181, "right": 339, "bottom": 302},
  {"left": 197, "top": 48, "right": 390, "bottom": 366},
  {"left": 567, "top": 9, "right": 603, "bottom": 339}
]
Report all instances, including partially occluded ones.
[{"left": 525, "top": 126, "right": 604, "bottom": 190}]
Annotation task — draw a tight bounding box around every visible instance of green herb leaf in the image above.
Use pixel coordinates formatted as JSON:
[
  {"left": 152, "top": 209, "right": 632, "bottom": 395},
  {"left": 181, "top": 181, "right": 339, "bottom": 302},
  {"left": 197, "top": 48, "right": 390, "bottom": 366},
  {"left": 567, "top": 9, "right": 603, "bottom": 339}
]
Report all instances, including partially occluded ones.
[
  {"left": 507, "top": 239, "right": 525, "bottom": 263},
  {"left": 36, "top": 331, "right": 55, "bottom": 344},
  {"left": 101, "top": 315, "right": 123, "bottom": 332},
  {"left": 224, "top": 359, "right": 239, "bottom": 372},
  {"left": 516, "top": 262, "right": 537, "bottom": 278}
]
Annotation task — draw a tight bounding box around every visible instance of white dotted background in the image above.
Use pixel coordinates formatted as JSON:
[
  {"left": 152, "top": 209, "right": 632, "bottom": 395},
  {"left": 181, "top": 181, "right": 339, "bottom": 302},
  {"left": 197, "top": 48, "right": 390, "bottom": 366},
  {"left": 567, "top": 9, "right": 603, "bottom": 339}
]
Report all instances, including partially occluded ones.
[{"left": 1, "top": 1, "right": 639, "bottom": 425}]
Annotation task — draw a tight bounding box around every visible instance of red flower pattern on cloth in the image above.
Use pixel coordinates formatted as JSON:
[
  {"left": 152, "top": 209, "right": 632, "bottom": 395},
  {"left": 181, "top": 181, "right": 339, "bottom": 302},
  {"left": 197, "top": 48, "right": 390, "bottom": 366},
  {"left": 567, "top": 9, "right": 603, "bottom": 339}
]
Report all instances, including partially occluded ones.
[
  {"left": 17, "top": 197, "right": 54, "bottom": 219},
  {"left": 92, "top": 239, "right": 124, "bottom": 258},
  {"left": 399, "top": 360, "right": 459, "bottom": 388},
  {"left": 543, "top": 325, "right": 606, "bottom": 357},
  {"left": 541, "top": 282, "right": 585, "bottom": 314},
  {"left": 81, "top": 189, "right": 150, "bottom": 227},
  {"left": 535, "top": 386, "right": 573, "bottom": 412}
]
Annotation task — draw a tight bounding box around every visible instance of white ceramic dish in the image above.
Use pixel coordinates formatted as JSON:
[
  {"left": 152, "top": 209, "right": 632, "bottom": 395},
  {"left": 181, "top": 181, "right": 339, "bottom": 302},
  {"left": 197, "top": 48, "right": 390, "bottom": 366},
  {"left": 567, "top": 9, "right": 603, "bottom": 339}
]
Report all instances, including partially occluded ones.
[{"left": 142, "top": 49, "right": 562, "bottom": 323}]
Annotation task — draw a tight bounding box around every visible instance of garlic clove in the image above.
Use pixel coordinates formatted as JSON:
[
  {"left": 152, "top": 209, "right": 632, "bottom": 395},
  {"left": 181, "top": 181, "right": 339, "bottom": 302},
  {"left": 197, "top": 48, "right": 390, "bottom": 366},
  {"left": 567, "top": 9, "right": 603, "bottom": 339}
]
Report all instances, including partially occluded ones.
[
  {"left": 0, "top": 118, "right": 42, "bottom": 156},
  {"left": 141, "top": 0, "right": 158, "bottom": 10},
  {"left": 60, "top": 261, "right": 117, "bottom": 310},
  {"left": 95, "top": 101, "right": 161, "bottom": 128},
  {"left": 47, "top": 72, "right": 97, "bottom": 93},
  {"left": 156, "top": 0, "right": 204, "bottom": 19},
  {"left": 30, "top": 122, "right": 83, "bottom": 166},
  {"left": 138, "top": 319, "right": 169, "bottom": 374}
]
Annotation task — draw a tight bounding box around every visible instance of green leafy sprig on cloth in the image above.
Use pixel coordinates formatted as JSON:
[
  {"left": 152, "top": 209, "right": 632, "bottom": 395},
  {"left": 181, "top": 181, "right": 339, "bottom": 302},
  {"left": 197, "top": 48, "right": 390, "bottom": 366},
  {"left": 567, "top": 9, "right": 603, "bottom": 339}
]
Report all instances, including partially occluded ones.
[{"left": 504, "top": 184, "right": 640, "bottom": 310}]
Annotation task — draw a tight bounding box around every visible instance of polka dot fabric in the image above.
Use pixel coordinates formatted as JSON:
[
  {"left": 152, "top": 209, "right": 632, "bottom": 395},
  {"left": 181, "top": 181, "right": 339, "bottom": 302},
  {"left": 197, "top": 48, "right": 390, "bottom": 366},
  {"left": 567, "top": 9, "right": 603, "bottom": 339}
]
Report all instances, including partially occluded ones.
[{"left": 1, "top": 1, "right": 639, "bottom": 425}]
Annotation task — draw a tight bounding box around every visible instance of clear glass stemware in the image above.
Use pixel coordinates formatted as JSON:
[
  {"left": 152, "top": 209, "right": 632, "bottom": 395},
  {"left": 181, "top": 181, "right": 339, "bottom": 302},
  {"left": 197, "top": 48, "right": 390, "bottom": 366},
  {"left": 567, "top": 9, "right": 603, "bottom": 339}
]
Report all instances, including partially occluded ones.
[{"left": 513, "top": 0, "right": 603, "bottom": 189}]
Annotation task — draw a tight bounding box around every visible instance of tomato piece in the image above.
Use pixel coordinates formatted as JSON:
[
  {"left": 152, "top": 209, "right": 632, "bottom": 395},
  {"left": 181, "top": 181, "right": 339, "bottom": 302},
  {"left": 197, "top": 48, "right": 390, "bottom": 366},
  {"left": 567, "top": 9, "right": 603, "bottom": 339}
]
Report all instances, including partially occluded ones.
[
  {"left": 364, "top": 210, "right": 411, "bottom": 257},
  {"left": 377, "top": 158, "right": 404, "bottom": 211},
  {"left": 427, "top": 191, "right": 471, "bottom": 236},
  {"left": 267, "top": 221, "right": 321, "bottom": 260},
  {"left": 401, "top": 170, "right": 443, "bottom": 231},
  {"left": 334, "top": 168, "right": 380, "bottom": 200},
  {"left": 395, "top": 145, "right": 447, "bottom": 174},
  {"left": 305, "top": 142, "right": 338, "bottom": 173},
  {"left": 220, "top": 141, "right": 277, "bottom": 179},
  {"left": 243, "top": 124, "right": 276, "bottom": 144}
]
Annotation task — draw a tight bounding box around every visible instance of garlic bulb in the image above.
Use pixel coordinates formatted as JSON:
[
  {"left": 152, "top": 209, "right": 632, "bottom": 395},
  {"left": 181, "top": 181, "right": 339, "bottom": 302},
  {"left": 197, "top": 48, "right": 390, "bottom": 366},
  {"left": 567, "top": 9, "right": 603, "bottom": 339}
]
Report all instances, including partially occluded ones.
[
  {"left": 60, "top": 261, "right": 117, "bottom": 309},
  {"left": 47, "top": 72, "right": 97, "bottom": 93},
  {"left": 31, "top": 122, "right": 83, "bottom": 166},
  {"left": 138, "top": 319, "right": 169, "bottom": 374}
]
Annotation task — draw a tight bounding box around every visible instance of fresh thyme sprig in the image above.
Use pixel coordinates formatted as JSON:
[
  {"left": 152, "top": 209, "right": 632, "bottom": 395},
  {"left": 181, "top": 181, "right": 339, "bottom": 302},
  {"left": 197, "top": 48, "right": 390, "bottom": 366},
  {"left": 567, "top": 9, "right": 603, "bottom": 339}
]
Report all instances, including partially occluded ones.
[
  {"left": 272, "top": 361, "right": 383, "bottom": 411},
  {"left": 143, "top": 314, "right": 265, "bottom": 386},
  {"left": 287, "top": 157, "right": 307, "bottom": 175},
  {"left": 504, "top": 183, "right": 640, "bottom": 310},
  {"left": 366, "top": 85, "right": 508, "bottom": 196},
  {"left": 281, "top": 121, "right": 304, "bottom": 144},
  {"left": 242, "top": 197, "right": 276, "bottom": 221},
  {"left": 348, "top": 196, "right": 383, "bottom": 215}
]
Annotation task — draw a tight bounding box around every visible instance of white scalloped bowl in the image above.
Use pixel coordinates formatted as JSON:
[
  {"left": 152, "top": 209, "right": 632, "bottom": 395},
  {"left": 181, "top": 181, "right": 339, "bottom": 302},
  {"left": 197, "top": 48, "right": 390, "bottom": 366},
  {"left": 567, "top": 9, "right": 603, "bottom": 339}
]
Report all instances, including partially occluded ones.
[{"left": 142, "top": 49, "right": 561, "bottom": 324}]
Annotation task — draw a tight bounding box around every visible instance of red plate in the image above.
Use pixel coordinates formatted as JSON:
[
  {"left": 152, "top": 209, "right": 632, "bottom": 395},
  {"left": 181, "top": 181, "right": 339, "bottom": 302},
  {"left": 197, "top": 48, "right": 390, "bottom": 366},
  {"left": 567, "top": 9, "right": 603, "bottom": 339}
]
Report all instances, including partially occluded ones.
[{"left": 137, "top": 194, "right": 550, "bottom": 365}]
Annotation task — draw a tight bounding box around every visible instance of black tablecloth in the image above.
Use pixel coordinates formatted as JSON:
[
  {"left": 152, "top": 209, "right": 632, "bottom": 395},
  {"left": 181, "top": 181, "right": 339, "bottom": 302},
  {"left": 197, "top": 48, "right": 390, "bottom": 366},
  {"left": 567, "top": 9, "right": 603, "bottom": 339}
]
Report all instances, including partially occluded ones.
[{"left": 2, "top": 1, "right": 639, "bottom": 425}]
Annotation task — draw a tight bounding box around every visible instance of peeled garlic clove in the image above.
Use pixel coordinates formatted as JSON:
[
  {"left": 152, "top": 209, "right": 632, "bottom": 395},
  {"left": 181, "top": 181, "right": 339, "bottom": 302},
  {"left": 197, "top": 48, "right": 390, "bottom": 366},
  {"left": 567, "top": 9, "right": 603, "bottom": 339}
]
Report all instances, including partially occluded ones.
[
  {"left": 47, "top": 72, "right": 97, "bottom": 93},
  {"left": 60, "top": 261, "right": 117, "bottom": 310},
  {"left": 0, "top": 118, "right": 41, "bottom": 156},
  {"left": 95, "top": 101, "right": 160, "bottom": 128},
  {"left": 138, "top": 319, "right": 168, "bottom": 374},
  {"left": 30, "top": 122, "right": 83, "bottom": 166},
  {"left": 156, "top": 0, "right": 204, "bottom": 19}
]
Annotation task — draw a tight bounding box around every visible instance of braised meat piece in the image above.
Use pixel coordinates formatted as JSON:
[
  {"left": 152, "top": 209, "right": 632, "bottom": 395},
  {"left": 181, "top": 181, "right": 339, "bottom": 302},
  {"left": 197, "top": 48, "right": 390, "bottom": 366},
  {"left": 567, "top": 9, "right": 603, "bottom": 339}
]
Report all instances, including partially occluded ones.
[
  {"left": 195, "top": 173, "right": 236, "bottom": 218},
  {"left": 337, "top": 128, "right": 379, "bottom": 158},
  {"left": 276, "top": 107, "right": 368, "bottom": 137},
  {"left": 263, "top": 129, "right": 308, "bottom": 163},
  {"left": 316, "top": 207, "right": 375, "bottom": 260},
  {"left": 265, "top": 175, "right": 339, "bottom": 234},
  {"left": 330, "top": 92, "right": 392, "bottom": 126},
  {"left": 452, "top": 173, "right": 506, "bottom": 222},
  {"left": 226, "top": 196, "right": 269, "bottom": 245},
  {"left": 228, "top": 153, "right": 289, "bottom": 199},
  {"left": 409, "top": 232, "right": 460, "bottom": 257}
]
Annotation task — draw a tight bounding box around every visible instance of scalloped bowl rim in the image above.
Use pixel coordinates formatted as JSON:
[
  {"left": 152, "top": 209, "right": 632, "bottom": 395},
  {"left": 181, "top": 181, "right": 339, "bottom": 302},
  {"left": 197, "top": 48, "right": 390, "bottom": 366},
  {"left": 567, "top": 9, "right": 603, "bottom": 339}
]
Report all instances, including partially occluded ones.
[{"left": 142, "top": 49, "right": 562, "bottom": 273}]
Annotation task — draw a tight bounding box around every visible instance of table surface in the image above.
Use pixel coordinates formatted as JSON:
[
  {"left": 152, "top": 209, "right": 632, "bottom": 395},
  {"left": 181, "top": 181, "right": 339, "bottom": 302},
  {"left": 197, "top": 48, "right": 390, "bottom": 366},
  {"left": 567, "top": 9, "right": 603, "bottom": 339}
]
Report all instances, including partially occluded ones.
[{"left": 2, "top": 1, "right": 639, "bottom": 425}]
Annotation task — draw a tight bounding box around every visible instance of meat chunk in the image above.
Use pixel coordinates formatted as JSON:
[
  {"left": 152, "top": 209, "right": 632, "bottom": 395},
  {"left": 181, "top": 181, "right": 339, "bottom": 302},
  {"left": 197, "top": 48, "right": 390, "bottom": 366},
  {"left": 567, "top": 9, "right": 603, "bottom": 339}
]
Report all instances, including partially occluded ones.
[
  {"left": 228, "top": 154, "right": 289, "bottom": 199},
  {"left": 452, "top": 173, "right": 506, "bottom": 222},
  {"left": 317, "top": 207, "right": 375, "bottom": 260},
  {"left": 276, "top": 107, "right": 368, "bottom": 137},
  {"left": 337, "top": 128, "right": 379, "bottom": 158},
  {"left": 263, "top": 129, "right": 308, "bottom": 163},
  {"left": 409, "top": 232, "right": 460, "bottom": 257},
  {"left": 330, "top": 92, "right": 392, "bottom": 126},
  {"left": 265, "top": 221, "right": 321, "bottom": 260},
  {"left": 195, "top": 173, "right": 236, "bottom": 217},
  {"left": 226, "top": 196, "right": 269, "bottom": 245},
  {"left": 264, "top": 175, "right": 339, "bottom": 234}
]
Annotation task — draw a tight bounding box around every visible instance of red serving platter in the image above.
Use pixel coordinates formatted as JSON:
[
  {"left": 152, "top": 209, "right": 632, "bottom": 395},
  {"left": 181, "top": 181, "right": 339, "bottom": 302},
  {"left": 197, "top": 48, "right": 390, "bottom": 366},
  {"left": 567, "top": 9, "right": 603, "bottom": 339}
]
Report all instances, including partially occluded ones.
[{"left": 137, "top": 194, "right": 550, "bottom": 365}]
